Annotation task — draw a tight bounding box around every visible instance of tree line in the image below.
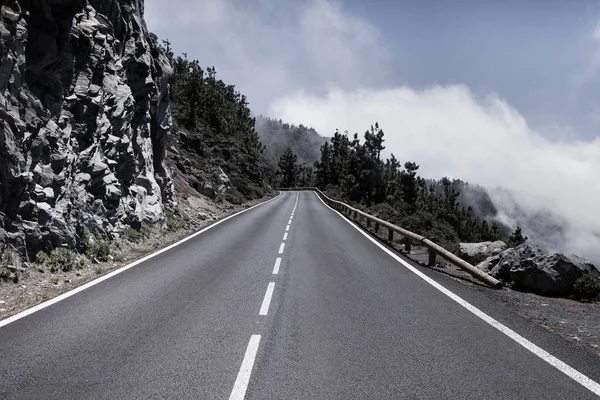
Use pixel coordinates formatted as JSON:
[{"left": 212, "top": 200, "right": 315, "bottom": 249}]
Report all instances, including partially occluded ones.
[{"left": 277, "top": 123, "right": 525, "bottom": 247}]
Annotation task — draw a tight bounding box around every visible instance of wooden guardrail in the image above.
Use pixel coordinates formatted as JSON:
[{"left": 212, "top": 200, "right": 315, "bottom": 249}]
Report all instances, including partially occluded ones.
[{"left": 281, "top": 187, "right": 502, "bottom": 289}]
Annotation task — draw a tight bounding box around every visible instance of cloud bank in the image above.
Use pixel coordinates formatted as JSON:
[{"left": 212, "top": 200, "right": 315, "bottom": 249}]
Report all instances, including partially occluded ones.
[{"left": 145, "top": 0, "right": 388, "bottom": 113}]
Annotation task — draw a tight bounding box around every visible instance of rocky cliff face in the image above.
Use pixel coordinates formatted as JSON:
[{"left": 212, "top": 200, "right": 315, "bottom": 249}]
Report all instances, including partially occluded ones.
[{"left": 0, "top": 0, "right": 172, "bottom": 257}]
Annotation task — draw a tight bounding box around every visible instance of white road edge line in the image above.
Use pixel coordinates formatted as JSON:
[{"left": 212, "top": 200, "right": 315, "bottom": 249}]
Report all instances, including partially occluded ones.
[
  {"left": 313, "top": 192, "right": 600, "bottom": 397},
  {"left": 285, "top": 225, "right": 290, "bottom": 231},
  {"left": 283, "top": 232, "right": 288, "bottom": 241},
  {"left": 229, "top": 334, "right": 261, "bottom": 400},
  {"left": 259, "top": 282, "right": 275, "bottom": 315},
  {"left": 0, "top": 194, "right": 282, "bottom": 329},
  {"left": 278, "top": 243, "right": 285, "bottom": 254},
  {"left": 273, "top": 257, "right": 282, "bottom": 275}
]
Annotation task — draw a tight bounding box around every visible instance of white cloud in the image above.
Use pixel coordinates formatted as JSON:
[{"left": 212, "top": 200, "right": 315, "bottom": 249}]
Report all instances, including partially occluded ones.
[
  {"left": 144, "top": 0, "right": 387, "bottom": 113},
  {"left": 270, "top": 85, "right": 600, "bottom": 264}
]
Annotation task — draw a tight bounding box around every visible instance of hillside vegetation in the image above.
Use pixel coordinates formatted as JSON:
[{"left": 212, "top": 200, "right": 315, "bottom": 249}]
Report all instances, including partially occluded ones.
[
  {"left": 158, "top": 40, "right": 269, "bottom": 204},
  {"left": 277, "top": 123, "right": 523, "bottom": 250}
]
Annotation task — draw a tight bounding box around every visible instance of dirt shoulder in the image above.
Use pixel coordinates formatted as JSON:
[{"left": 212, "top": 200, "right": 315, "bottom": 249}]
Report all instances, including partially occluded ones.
[{"left": 0, "top": 193, "right": 275, "bottom": 321}]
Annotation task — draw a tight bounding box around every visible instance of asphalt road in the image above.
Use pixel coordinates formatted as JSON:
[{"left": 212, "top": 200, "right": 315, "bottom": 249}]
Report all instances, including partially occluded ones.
[{"left": 1, "top": 191, "right": 599, "bottom": 399}]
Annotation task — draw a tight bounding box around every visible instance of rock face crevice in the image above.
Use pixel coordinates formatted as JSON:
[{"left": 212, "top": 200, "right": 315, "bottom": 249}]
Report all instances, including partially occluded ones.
[{"left": 0, "top": 0, "right": 172, "bottom": 256}]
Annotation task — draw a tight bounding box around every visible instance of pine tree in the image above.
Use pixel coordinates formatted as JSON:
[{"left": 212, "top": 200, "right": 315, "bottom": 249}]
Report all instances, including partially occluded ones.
[
  {"left": 400, "top": 162, "right": 419, "bottom": 211},
  {"left": 508, "top": 226, "right": 527, "bottom": 247},
  {"left": 278, "top": 148, "right": 299, "bottom": 188},
  {"left": 315, "top": 142, "right": 332, "bottom": 187}
]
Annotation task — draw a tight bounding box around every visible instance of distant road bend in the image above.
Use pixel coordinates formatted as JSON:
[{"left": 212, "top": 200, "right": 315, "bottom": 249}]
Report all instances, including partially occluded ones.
[{"left": 1, "top": 191, "right": 600, "bottom": 399}]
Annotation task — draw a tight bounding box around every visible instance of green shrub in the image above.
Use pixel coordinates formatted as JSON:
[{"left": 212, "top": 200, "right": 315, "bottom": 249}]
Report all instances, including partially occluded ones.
[
  {"left": 123, "top": 229, "right": 142, "bottom": 243},
  {"left": 35, "top": 251, "right": 49, "bottom": 265},
  {"left": 235, "top": 181, "right": 264, "bottom": 200},
  {"left": 369, "top": 202, "right": 399, "bottom": 222},
  {"left": 86, "top": 239, "right": 110, "bottom": 261},
  {"left": 95, "top": 266, "right": 104, "bottom": 275},
  {"left": 224, "top": 188, "right": 244, "bottom": 205},
  {"left": 573, "top": 275, "right": 600, "bottom": 301},
  {"left": 0, "top": 268, "right": 11, "bottom": 280},
  {"left": 166, "top": 211, "right": 190, "bottom": 231},
  {"left": 36, "top": 248, "right": 79, "bottom": 272},
  {"left": 82, "top": 228, "right": 110, "bottom": 261},
  {"left": 123, "top": 223, "right": 151, "bottom": 243}
]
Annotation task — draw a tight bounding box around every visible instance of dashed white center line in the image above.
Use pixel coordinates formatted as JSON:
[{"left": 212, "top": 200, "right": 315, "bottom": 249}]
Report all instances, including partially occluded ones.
[
  {"left": 259, "top": 282, "right": 275, "bottom": 315},
  {"left": 278, "top": 243, "right": 285, "bottom": 254},
  {"left": 229, "top": 335, "right": 261, "bottom": 400},
  {"left": 285, "top": 225, "right": 290, "bottom": 231},
  {"left": 272, "top": 257, "right": 282, "bottom": 275},
  {"left": 288, "top": 219, "right": 292, "bottom": 225},
  {"left": 283, "top": 232, "right": 288, "bottom": 241}
]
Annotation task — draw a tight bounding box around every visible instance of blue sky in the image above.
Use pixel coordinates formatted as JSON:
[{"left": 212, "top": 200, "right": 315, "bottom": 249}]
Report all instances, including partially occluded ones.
[
  {"left": 347, "top": 0, "right": 600, "bottom": 139},
  {"left": 146, "top": 0, "right": 600, "bottom": 261}
]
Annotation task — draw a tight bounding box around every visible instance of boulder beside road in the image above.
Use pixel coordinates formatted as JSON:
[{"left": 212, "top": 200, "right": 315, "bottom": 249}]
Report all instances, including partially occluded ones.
[
  {"left": 458, "top": 241, "right": 508, "bottom": 264},
  {"left": 510, "top": 253, "right": 599, "bottom": 296},
  {"left": 474, "top": 241, "right": 599, "bottom": 297}
]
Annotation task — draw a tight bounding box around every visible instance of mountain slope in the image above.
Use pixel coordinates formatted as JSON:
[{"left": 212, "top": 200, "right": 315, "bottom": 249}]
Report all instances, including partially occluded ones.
[{"left": 256, "top": 116, "right": 326, "bottom": 173}]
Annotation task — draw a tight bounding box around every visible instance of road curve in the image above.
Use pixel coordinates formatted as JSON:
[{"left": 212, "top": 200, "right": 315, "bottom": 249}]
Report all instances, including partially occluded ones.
[{"left": 0, "top": 191, "right": 599, "bottom": 399}]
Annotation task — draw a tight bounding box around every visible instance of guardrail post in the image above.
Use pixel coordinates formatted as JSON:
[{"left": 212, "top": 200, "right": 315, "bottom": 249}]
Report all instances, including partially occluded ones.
[
  {"left": 428, "top": 249, "right": 436, "bottom": 267},
  {"left": 353, "top": 211, "right": 357, "bottom": 219},
  {"left": 375, "top": 222, "right": 379, "bottom": 233},
  {"left": 388, "top": 229, "right": 393, "bottom": 242},
  {"left": 404, "top": 238, "right": 411, "bottom": 253},
  {"left": 366, "top": 219, "right": 371, "bottom": 228}
]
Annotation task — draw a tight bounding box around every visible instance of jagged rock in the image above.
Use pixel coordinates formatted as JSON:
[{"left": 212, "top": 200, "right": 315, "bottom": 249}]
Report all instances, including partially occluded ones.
[
  {"left": 214, "top": 167, "right": 231, "bottom": 194},
  {"left": 198, "top": 212, "right": 209, "bottom": 220},
  {"left": 0, "top": 0, "right": 173, "bottom": 255},
  {"left": 476, "top": 242, "right": 598, "bottom": 297},
  {"left": 511, "top": 253, "right": 599, "bottom": 296},
  {"left": 43, "top": 187, "right": 55, "bottom": 200},
  {"left": 477, "top": 242, "right": 545, "bottom": 281},
  {"left": 458, "top": 241, "right": 508, "bottom": 264},
  {"left": 198, "top": 167, "right": 231, "bottom": 199}
]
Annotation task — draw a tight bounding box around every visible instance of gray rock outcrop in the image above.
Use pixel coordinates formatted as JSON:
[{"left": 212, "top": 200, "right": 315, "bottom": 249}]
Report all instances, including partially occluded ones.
[
  {"left": 476, "top": 242, "right": 599, "bottom": 296},
  {"left": 510, "top": 253, "right": 599, "bottom": 296},
  {"left": 0, "top": 0, "right": 172, "bottom": 256},
  {"left": 458, "top": 241, "right": 507, "bottom": 264},
  {"left": 476, "top": 242, "right": 545, "bottom": 282},
  {"left": 198, "top": 167, "right": 230, "bottom": 200}
]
